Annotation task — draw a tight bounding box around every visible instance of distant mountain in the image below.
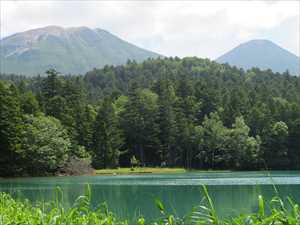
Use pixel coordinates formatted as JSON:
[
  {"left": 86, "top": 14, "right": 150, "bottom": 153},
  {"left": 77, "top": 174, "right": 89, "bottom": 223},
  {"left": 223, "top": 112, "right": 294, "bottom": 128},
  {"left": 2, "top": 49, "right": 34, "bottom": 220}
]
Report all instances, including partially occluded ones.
[
  {"left": 216, "top": 39, "right": 300, "bottom": 76},
  {"left": 0, "top": 26, "right": 160, "bottom": 75}
]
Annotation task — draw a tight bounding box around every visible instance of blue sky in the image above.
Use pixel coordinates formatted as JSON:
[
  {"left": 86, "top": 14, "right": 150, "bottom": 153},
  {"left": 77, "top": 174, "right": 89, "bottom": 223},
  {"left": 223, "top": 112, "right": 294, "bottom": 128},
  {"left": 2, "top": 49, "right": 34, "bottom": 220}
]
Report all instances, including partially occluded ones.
[{"left": 1, "top": 0, "right": 299, "bottom": 59}]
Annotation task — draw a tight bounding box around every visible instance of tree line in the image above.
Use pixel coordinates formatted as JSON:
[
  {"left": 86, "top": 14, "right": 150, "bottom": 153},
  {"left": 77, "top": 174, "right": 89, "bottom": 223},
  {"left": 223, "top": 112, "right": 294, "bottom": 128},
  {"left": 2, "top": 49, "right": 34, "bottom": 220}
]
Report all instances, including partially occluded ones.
[{"left": 1, "top": 57, "right": 300, "bottom": 176}]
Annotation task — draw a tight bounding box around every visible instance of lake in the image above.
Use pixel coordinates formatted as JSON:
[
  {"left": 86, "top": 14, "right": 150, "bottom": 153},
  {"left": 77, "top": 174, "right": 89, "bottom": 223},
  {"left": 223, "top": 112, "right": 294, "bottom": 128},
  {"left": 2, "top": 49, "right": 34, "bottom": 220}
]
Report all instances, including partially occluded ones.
[{"left": 1, "top": 171, "right": 300, "bottom": 222}]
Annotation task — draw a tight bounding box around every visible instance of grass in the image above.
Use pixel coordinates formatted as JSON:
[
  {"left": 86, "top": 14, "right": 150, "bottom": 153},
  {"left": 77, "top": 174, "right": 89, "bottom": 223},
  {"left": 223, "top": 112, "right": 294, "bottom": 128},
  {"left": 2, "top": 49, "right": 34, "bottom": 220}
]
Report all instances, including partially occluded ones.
[
  {"left": 95, "top": 167, "right": 186, "bottom": 175},
  {"left": 1, "top": 186, "right": 300, "bottom": 225}
]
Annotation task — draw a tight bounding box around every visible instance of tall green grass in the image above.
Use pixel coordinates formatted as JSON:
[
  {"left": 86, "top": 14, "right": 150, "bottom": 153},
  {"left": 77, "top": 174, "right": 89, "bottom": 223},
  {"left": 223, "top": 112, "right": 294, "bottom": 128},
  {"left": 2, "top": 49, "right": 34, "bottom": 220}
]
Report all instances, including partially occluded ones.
[{"left": 0, "top": 186, "right": 299, "bottom": 225}]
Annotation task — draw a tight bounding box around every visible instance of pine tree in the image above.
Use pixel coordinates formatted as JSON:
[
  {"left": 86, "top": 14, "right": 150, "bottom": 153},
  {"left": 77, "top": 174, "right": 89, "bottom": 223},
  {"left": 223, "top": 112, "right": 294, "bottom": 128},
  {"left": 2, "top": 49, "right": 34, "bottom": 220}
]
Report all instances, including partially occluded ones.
[
  {"left": 92, "top": 97, "right": 123, "bottom": 168},
  {"left": 76, "top": 105, "right": 96, "bottom": 151},
  {"left": 155, "top": 79, "right": 177, "bottom": 166},
  {"left": 121, "top": 84, "right": 160, "bottom": 166},
  {"left": 0, "top": 81, "right": 22, "bottom": 176},
  {"left": 20, "top": 91, "right": 40, "bottom": 115}
]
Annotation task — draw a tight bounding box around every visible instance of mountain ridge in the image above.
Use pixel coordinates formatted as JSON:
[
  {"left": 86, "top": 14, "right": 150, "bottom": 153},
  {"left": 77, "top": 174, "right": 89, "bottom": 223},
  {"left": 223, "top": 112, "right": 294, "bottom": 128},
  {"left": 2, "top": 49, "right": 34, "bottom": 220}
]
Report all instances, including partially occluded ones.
[{"left": 2, "top": 27, "right": 299, "bottom": 76}]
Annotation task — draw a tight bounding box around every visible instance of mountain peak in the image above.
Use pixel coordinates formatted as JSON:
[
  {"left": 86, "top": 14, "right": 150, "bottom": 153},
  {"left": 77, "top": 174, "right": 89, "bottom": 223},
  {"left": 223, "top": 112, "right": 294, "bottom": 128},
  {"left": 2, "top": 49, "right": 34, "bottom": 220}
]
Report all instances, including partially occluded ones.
[
  {"left": 240, "top": 39, "right": 289, "bottom": 51},
  {"left": 25, "top": 25, "right": 65, "bottom": 36},
  {"left": 246, "top": 39, "right": 274, "bottom": 44},
  {"left": 216, "top": 39, "right": 299, "bottom": 75},
  {"left": 67, "top": 26, "right": 92, "bottom": 32},
  {"left": 40, "top": 25, "right": 64, "bottom": 31},
  {"left": 2, "top": 26, "right": 99, "bottom": 40},
  {"left": 0, "top": 25, "right": 160, "bottom": 75}
]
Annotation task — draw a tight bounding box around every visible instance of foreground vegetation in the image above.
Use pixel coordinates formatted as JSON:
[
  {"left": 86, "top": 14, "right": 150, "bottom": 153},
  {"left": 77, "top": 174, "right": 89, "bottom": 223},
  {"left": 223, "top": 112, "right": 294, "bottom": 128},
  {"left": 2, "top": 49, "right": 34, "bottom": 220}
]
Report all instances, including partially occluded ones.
[
  {"left": 0, "top": 186, "right": 299, "bottom": 225},
  {"left": 96, "top": 167, "right": 186, "bottom": 175},
  {"left": 1, "top": 57, "right": 300, "bottom": 176}
]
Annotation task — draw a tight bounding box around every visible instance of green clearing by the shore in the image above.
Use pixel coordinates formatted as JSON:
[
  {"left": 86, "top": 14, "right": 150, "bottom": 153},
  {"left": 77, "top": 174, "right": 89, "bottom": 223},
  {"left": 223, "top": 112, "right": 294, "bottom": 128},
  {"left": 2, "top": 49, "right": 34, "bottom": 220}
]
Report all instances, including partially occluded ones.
[{"left": 95, "top": 167, "right": 186, "bottom": 175}]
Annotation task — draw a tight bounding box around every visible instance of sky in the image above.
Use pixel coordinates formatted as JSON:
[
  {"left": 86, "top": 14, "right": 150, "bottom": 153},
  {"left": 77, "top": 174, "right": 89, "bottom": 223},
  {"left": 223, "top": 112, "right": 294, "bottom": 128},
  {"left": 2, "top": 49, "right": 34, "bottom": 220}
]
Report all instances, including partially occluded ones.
[{"left": 1, "top": 0, "right": 299, "bottom": 59}]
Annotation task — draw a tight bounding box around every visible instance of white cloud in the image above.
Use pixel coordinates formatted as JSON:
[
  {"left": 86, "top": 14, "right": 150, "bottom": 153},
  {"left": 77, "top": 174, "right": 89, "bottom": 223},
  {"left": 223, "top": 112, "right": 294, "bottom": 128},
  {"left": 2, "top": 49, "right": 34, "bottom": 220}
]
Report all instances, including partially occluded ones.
[{"left": 1, "top": 0, "right": 299, "bottom": 58}]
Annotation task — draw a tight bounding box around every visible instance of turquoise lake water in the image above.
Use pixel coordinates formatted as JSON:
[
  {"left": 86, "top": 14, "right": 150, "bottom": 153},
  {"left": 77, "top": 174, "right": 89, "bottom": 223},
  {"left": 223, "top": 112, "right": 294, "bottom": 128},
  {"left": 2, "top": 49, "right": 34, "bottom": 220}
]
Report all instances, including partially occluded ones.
[{"left": 1, "top": 171, "right": 300, "bottom": 221}]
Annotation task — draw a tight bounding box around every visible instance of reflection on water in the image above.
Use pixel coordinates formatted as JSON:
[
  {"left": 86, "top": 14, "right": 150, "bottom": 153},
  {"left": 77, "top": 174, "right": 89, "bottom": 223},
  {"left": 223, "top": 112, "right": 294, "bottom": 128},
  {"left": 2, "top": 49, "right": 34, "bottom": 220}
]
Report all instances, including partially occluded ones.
[{"left": 0, "top": 171, "right": 300, "bottom": 221}]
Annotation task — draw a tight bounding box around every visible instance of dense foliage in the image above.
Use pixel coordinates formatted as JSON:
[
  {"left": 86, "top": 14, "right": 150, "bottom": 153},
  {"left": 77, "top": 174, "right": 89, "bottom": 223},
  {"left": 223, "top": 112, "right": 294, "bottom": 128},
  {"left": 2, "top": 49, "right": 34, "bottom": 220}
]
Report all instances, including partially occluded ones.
[
  {"left": 1, "top": 57, "right": 300, "bottom": 175},
  {"left": 0, "top": 186, "right": 299, "bottom": 224},
  {"left": 20, "top": 115, "right": 71, "bottom": 174}
]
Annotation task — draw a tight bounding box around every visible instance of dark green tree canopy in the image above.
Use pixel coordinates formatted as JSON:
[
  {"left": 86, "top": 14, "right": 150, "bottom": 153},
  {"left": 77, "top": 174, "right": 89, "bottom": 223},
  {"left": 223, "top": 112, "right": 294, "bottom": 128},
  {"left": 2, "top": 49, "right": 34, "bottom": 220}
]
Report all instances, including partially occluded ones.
[{"left": 1, "top": 57, "right": 300, "bottom": 175}]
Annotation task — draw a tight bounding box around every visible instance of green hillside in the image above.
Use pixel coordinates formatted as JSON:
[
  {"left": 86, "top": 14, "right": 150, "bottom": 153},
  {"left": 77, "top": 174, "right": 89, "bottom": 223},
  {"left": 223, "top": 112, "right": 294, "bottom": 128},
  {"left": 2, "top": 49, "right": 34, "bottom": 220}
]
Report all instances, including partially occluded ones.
[{"left": 0, "top": 26, "right": 160, "bottom": 75}]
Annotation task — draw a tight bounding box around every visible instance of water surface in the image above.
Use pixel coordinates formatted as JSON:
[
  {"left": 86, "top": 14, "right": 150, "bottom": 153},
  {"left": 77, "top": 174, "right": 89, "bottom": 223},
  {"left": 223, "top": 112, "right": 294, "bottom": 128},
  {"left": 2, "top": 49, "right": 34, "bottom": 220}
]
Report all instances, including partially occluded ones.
[{"left": 0, "top": 171, "right": 299, "bottom": 221}]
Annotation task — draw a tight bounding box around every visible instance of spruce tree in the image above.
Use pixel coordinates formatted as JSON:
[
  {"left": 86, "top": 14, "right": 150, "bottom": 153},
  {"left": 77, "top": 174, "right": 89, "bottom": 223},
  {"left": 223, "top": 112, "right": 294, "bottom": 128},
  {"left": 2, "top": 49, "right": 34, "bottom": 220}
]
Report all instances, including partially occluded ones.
[
  {"left": 92, "top": 97, "right": 123, "bottom": 168},
  {"left": 0, "top": 81, "right": 22, "bottom": 176}
]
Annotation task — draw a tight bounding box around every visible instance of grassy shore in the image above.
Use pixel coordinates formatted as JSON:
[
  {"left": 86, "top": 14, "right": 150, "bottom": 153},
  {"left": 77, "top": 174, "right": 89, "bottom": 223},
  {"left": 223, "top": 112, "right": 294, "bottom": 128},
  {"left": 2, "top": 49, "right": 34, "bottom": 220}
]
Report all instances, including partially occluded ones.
[{"left": 95, "top": 167, "right": 186, "bottom": 175}]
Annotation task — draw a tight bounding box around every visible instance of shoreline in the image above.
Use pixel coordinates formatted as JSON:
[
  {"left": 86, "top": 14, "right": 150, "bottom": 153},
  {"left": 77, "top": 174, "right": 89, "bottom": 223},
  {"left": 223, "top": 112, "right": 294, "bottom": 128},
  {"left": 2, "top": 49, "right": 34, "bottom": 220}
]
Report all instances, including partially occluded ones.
[
  {"left": 95, "top": 167, "right": 187, "bottom": 175},
  {"left": 1, "top": 168, "right": 297, "bottom": 179}
]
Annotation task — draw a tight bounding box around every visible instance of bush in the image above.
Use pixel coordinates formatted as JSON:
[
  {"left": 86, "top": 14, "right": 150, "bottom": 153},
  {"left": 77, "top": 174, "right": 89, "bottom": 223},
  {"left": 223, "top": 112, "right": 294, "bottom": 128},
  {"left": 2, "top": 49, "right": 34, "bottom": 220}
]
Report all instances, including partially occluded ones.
[{"left": 60, "top": 155, "right": 94, "bottom": 176}]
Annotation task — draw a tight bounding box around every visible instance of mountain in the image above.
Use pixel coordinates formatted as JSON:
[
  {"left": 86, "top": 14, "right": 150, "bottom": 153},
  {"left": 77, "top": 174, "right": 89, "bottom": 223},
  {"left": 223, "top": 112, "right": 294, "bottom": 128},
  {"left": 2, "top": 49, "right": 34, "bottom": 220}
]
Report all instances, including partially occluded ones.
[
  {"left": 216, "top": 39, "right": 300, "bottom": 76},
  {"left": 0, "top": 26, "right": 160, "bottom": 75}
]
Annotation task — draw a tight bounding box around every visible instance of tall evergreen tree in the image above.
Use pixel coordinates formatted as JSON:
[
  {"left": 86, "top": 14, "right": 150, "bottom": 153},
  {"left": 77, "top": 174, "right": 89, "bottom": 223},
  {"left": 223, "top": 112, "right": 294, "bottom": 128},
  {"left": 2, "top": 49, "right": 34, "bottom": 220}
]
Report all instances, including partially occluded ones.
[
  {"left": 76, "top": 105, "right": 96, "bottom": 152},
  {"left": 0, "top": 81, "right": 22, "bottom": 175},
  {"left": 155, "top": 79, "right": 177, "bottom": 166},
  {"left": 20, "top": 91, "right": 40, "bottom": 115},
  {"left": 92, "top": 98, "right": 123, "bottom": 168},
  {"left": 121, "top": 84, "right": 160, "bottom": 166}
]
